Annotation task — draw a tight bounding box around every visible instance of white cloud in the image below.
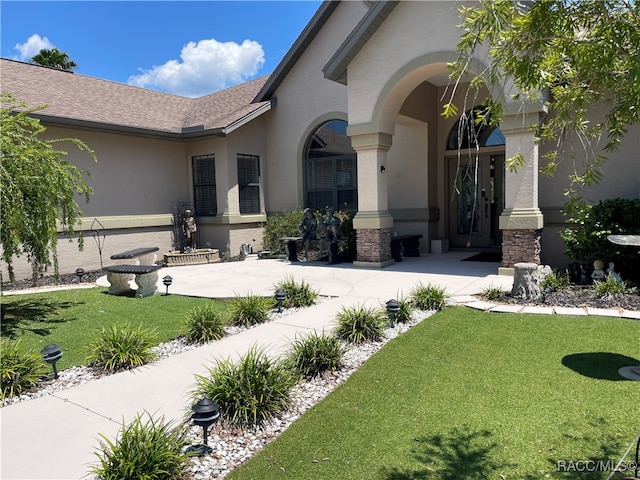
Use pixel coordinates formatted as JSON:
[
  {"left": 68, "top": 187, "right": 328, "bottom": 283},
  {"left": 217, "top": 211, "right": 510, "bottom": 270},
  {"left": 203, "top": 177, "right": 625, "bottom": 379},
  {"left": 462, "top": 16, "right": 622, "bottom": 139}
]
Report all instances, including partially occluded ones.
[
  {"left": 14, "top": 34, "right": 55, "bottom": 61},
  {"left": 128, "top": 38, "right": 265, "bottom": 97}
]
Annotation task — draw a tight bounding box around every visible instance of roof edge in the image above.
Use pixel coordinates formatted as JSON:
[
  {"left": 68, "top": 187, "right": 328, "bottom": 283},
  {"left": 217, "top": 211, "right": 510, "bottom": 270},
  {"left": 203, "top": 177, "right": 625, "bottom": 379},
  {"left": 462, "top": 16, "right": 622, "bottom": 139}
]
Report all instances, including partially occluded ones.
[
  {"left": 323, "top": 0, "right": 399, "bottom": 85},
  {"left": 253, "top": 1, "right": 340, "bottom": 102}
]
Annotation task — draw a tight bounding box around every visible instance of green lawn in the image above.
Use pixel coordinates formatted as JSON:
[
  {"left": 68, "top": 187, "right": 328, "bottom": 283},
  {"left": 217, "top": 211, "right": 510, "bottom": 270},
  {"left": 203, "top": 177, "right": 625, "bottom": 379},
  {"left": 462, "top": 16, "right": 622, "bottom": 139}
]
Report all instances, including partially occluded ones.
[
  {"left": 227, "top": 307, "right": 640, "bottom": 480},
  {"left": 1, "top": 287, "right": 217, "bottom": 369}
]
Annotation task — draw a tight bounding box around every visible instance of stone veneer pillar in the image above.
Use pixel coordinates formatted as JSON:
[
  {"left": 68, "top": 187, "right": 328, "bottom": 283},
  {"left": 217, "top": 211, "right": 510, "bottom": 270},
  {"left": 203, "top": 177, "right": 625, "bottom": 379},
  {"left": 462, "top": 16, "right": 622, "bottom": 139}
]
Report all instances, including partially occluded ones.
[
  {"left": 349, "top": 130, "right": 395, "bottom": 268},
  {"left": 498, "top": 111, "right": 545, "bottom": 272}
]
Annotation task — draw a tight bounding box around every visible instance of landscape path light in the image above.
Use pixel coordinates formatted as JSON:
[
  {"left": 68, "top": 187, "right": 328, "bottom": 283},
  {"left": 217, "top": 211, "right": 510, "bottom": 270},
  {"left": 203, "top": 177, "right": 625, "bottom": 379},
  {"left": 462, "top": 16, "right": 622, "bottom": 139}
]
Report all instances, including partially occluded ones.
[
  {"left": 386, "top": 299, "right": 400, "bottom": 328},
  {"left": 41, "top": 343, "right": 63, "bottom": 379},
  {"left": 75, "top": 268, "right": 85, "bottom": 283},
  {"left": 275, "top": 288, "right": 286, "bottom": 312},
  {"left": 187, "top": 398, "right": 220, "bottom": 455},
  {"left": 162, "top": 275, "right": 173, "bottom": 295}
]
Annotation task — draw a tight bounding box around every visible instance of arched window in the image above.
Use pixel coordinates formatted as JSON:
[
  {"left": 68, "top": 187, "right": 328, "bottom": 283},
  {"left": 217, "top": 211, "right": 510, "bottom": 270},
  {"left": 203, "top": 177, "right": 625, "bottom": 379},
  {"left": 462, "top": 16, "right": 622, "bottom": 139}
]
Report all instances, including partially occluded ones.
[
  {"left": 304, "top": 119, "right": 357, "bottom": 211},
  {"left": 446, "top": 106, "right": 505, "bottom": 150}
]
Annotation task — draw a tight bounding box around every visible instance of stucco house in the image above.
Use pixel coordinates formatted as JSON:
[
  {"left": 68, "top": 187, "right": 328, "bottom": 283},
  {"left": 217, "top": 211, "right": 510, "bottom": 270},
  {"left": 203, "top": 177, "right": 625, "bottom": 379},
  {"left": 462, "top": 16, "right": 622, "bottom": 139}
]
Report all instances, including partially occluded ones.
[{"left": 2, "top": 0, "right": 639, "bottom": 281}]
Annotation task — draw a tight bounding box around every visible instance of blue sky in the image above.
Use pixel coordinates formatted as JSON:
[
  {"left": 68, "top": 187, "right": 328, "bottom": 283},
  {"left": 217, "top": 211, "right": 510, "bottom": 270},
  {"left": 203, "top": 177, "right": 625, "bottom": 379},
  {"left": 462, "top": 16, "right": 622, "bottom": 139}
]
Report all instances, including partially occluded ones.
[{"left": 1, "top": 1, "right": 323, "bottom": 97}]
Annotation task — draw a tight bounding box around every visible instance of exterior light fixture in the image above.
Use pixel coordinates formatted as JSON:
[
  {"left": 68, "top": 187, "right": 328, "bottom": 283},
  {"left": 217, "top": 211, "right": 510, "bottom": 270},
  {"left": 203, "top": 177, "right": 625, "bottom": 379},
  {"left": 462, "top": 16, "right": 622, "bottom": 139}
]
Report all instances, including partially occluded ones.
[
  {"left": 385, "top": 299, "right": 400, "bottom": 328},
  {"left": 75, "top": 268, "right": 85, "bottom": 282},
  {"left": 187, "top": 398, "right": 220, "bottom": 455},
  {"left": 41, "top": 343, "right": 63, "bottom": 379},
  {"left": 162, "top": 275, "right": 173, "bottom": 295},
  {"left": 274, "top": 289, "right": 286, "bottom": 312}
]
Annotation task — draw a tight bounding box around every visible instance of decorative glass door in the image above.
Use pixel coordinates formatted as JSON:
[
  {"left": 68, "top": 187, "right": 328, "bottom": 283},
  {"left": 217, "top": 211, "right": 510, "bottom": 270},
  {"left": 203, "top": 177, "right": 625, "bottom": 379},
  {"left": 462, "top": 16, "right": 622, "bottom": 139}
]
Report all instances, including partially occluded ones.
[{"left": 448, "top": 155, "right": 503, "bottom": 248}]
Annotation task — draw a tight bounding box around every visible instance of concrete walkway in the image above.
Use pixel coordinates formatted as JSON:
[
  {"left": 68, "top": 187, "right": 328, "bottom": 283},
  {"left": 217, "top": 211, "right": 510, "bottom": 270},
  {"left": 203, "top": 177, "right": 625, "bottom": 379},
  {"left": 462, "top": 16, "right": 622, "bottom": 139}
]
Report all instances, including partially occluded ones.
[{"left": 3, "top": 252, "right": 515, "bottom": 479}]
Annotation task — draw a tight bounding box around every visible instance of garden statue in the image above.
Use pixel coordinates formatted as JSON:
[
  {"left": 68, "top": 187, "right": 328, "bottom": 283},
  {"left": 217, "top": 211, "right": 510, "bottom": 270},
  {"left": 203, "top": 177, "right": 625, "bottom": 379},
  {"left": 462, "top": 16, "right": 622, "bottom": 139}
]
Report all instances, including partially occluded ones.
[
  {"left": 182, "top": 209, "right": 197, "bottom": 252},
  {"left": 591, "top": 259, "right": 606, "bottom": 282},
  {"left": 298, "top": 208, "right": 318, "bottom": 261},
  {"left": 607, "top": 262, "right": 623, "bottom": 283},
  {"left": 325, "top": 206, "right": 341, "bottom": 264}
]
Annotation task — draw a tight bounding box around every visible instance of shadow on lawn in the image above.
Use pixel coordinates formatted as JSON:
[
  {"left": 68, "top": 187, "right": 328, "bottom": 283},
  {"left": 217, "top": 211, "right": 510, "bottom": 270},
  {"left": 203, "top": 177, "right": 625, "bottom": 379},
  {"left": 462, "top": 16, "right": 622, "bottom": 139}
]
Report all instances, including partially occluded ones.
[
  {"left": 381, "top": 425, "right": 510, "bottom": 480},
  {"left": 562, "top": 352, "right": 640, "bottom": 381},
  {"left": 0, "top": 297, "right": 79, "bottom": 338}
]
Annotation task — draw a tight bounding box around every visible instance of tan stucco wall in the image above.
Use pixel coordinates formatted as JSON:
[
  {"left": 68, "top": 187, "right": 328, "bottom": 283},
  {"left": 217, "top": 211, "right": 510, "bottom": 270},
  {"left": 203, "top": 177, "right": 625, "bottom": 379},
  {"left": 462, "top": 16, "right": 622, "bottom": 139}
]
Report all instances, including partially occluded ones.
[{"left": 263, "top": 0, "right": 367, "bottom": 213}]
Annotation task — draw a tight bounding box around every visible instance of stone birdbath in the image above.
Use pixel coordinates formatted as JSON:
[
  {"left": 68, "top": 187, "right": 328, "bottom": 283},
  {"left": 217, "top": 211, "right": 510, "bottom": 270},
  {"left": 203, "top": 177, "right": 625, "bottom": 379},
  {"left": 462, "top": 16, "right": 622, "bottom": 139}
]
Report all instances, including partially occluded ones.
[{"left": 607, "top": 234, "right": 640, "bottom": 381}]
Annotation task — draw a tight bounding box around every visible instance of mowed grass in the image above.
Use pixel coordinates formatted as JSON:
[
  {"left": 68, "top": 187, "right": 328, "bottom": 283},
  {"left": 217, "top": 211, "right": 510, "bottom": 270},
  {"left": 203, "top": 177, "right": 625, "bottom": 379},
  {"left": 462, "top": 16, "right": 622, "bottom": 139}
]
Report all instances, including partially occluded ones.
[
  {"left": 1, "top": 287, "right": 218, "bottom": 369},
  {"left": 227, "top": 307, "right": 640, "bottom": 480}
]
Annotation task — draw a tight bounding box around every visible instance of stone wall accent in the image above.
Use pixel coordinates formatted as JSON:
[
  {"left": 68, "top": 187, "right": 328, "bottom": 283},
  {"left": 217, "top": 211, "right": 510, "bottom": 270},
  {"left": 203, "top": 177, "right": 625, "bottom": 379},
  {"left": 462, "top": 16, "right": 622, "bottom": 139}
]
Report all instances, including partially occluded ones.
[
  {"left": 502, "top": 229, "right": 542, "bottom": 267},
  {"left": 356, "top": 228, "right": 392, "bottom": 263}
]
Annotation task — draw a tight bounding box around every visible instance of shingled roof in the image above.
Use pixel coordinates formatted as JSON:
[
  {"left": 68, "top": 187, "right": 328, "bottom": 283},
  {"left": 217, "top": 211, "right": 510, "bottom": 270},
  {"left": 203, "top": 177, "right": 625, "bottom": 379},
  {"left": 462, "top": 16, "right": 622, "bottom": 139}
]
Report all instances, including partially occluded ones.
[{"left": 0, "top": 59, "right": 271, "bottom": 138}]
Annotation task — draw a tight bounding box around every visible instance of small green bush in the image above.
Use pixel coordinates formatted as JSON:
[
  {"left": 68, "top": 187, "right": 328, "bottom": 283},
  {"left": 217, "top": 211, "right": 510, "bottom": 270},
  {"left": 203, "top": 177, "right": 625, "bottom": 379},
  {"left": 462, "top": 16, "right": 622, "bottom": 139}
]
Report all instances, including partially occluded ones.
[
  {"left": 182, "top": 303, "right": 229, "bottom": 344},
  {"left": 393, "top": 296, "right": 413, "bottom": 323},
  {"left": 480, "top": 284, "right": 507, "bottom": 301},
  {"left": 91, "top": 413, "right": 188, "bottom": 480},
  {"left": 262, "top": 208, "right": 305, "bottom": 253},
  {"left": 593, "top": 276, "right": 636, "bottom": 296},
  {"left": 0, "top": 338, "right": 48, "bottom": 400},
  {"left": 286, "top": 331, "right": 345, "bottom": 379},
  {"left": 86, "top": 323, "right": 157, "bottom": 372},
  {"left": 334, "top": 305, "right": 387, "bottom": 344},
  {"left": 273, "top": 275, "right": 319, "bottom": 308},
  {"left": 409, "top": 282, "right": 449, "bottom": 311},
  {"left": 228, "top": 293, "right": 275, "bottom": 327},
  {"left": 193, "top": 345, "right": 295, "bottom": 427},
  {"left": 541, "top": 270, "right": 570, "bottom": 291}
]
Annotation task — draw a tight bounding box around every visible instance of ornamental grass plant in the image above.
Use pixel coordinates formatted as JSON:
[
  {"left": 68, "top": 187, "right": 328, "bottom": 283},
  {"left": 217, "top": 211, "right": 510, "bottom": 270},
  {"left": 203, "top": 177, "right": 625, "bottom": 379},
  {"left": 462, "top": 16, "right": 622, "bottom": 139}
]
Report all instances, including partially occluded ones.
[
  {"left": 0, "top": 338, "right": 48, "bottom": 400},
  {"left": 85, "top": 323, "right": 158, "bottom": 372},
  {"left": 91, "top": 413, "right": 188, "bottom": 480},
  {"left": 228, "top": 293, "right": 275, "bottom": 328},
  {"left": 333, "top": 305, "right": 387, "bottom": 345},
  {"left": 409, "top": 281, "right": 449, "bottom": 311},
  {"left": 193, "top": 345, "right": 295, "bottom": 428},
  {"left": 285, "top": 331, "right": 345, "bottom": 380},
  {"left": 182, "top": 302, "right": 229, "bottom": 344},
  {"left": 273, "top": 275, "right": 319, "bottom": 308}
]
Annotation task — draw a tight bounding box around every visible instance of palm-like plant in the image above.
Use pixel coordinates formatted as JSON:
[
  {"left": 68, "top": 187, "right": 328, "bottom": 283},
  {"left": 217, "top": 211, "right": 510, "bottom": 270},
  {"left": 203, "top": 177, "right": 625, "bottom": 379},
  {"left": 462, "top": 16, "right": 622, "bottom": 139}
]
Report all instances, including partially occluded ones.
[{"left": 30, "top": 48, "right": 78, "bottom": 71}]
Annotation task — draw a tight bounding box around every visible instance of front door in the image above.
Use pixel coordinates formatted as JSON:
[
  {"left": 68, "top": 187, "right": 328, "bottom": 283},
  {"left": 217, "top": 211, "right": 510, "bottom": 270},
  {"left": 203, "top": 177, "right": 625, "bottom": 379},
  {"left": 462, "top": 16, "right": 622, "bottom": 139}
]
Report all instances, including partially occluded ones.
[{"left": 448, "top": 155, "right": 504, "bottom": 248}]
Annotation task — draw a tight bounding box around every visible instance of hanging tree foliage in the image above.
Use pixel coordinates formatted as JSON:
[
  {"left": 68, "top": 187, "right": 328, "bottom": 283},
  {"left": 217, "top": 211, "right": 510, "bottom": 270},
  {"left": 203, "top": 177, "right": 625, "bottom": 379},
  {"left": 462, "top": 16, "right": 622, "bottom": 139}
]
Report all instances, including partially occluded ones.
[
  {"left": 443, "top": 0, "right": 640, "bottom": 212},
  {"left": 1, "top": 93, "right": 96, "bottom": 282}
]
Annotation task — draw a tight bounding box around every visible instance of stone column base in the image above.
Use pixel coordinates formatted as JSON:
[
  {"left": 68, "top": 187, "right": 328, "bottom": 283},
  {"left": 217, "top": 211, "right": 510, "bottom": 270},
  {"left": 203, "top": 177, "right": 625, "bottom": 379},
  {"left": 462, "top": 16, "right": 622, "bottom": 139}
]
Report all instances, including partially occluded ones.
[
  {"left": 354, "top": 228, "right": 394, "bottom": 268},
  {"left": 502, "top": 229, "right": 542, "bottom": 268}
]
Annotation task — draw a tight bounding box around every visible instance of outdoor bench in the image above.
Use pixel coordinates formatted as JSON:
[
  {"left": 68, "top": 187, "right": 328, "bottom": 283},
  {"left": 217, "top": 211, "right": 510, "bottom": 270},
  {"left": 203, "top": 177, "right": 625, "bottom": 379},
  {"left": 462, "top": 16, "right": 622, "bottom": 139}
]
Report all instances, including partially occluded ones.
[
  {"left": 110, "top": 247, "right": 159, "bottom": 266},
  {"left": 390, "top": 234, "right": 423, "bottom": 262},
  {"left": 102, "top": 264, "right": 162, "bottom": 298}
]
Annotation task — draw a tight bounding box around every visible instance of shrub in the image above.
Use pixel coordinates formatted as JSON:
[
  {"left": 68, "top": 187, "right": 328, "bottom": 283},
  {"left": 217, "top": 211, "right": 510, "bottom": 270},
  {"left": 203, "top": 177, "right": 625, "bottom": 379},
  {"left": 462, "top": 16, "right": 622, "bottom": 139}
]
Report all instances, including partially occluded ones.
[
  {"left": 334, "top": 305, "right": 387, "bottom": 344},
  {"left": 262, "top": 208, "right": 305, "bottom": 253},
  {"left": 193, "top": 346, "right": 295, "bottom": 427},
  {"left": 541, "top": 269, "right": 571, "bottom": 291},
  {"left": 396, "top": 296, "right": 414, "bottom": 323},
  {"left": 560, "top": 198, "right": 640, "bottom": 281},
  {"left": 228, "top": 293, "right": 275, "bottom": 327},
  {"left": 0, "top": 338, "right": 48, "bottom": 400},
  {"left": 86, "top": 323, "right": 157, "bottom": 372},
  {"left": 593, "top": 276, "right": 636, "bottom": 296},
  {"left": 182, "top": 303, "right": 229, "bottom": 344},
  {"left": 480, "top": 284, "right": 507, "bottom": 301},
  {"left": 286, "top": 331, "right": 345, "bottom": 379},
  {"left": 273, "top": 275, "right": 319, "bottom": 308},
  {"left": 91, "top": 413, "right": 188, "bottom": 480},
  {"left": 409, "top": 282, "right": 449, "bottom": 311}
]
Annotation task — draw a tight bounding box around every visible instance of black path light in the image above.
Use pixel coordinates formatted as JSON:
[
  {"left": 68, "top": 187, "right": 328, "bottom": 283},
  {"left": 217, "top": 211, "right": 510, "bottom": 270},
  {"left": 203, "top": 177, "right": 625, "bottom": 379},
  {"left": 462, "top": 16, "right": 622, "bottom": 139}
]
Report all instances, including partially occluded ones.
[
  {"left": 162, "top": 275, "right": 173, "bottom": 295},
  {"left": 275, "top": 288, "right": 286, "bottom": 313},
  {"left": 386, "top": 299, "right": 400, "bottom": 328},
  {"left": 41, "top": 343, "right": 63, "bottom": 379},
  {"left": 187, "top": 398, "right": 220, "bottom": 455},
  {"left": 75, "top": 268, "right": 85, "bottom": 283}
]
